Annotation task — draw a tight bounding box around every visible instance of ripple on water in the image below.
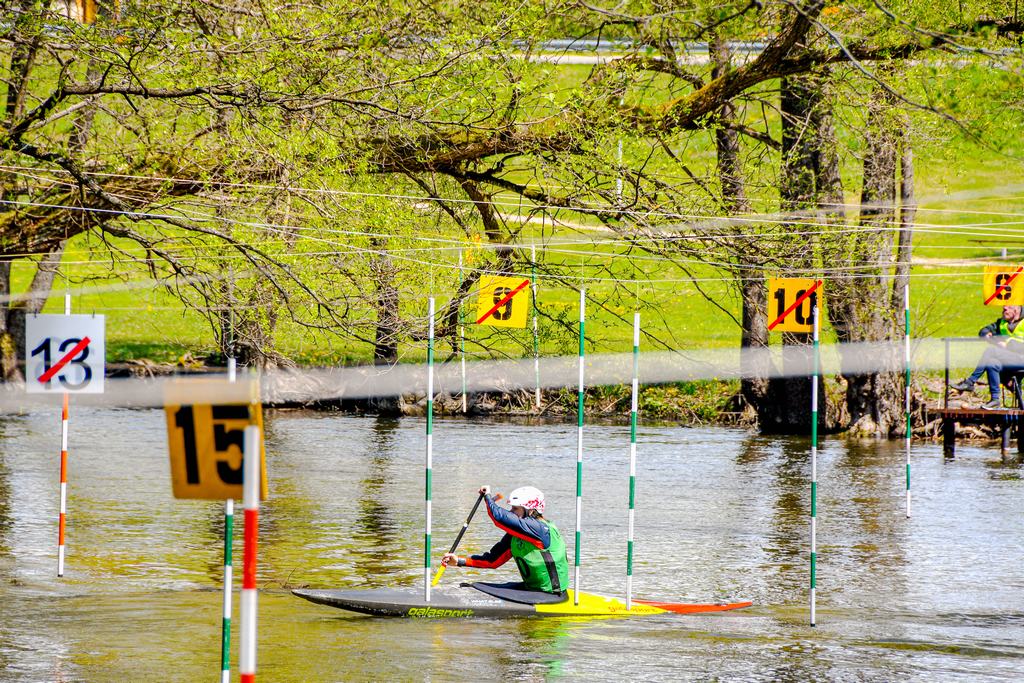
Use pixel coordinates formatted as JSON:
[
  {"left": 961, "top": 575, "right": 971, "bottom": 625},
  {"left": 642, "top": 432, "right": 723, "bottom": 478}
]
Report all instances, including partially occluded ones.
[{"left": 1, "top": 412, "right": 1023, "bottom": 681}]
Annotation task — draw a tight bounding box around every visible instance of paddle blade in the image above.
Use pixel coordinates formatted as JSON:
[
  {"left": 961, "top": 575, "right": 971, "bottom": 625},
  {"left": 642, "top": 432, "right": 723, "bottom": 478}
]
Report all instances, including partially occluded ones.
[
  {"left": 632, "top": 599, "right": 753, "bottom": 614},
  {"left": 431, "top": 565, "right": 446, "bottom": 587}
]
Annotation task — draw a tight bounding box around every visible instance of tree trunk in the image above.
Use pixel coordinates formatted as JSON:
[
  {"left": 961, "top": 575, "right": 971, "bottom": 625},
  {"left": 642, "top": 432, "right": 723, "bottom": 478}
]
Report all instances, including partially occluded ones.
[
  {"left": 891, "top": 123, "right": 915, "bottom": 312},
  {"left": 0, "top": 244, "right": 66, "bottom": 381},
  {"left": 1, "top": 51, "right": 92, "bottom": 380},
  {"left": 711, "top": 34, "right": 770, "bottom": 419},
  {"left": 764, "top": 73, "right": 829, "bottom": 433},
  {"left": 0, "top": 261, "right": 15, "bottom": 382},
  {"left": 829, "top": 87, "right": 904, "bottom": 436},
  {"left": 367, "top": 239, "right": 402, "bottom": 414},
  {"left": 738, "top": 275, "right": 771, "bottom": 414},
  {"left": 371, "top": 247, "right": 400, "bottom": 366}
]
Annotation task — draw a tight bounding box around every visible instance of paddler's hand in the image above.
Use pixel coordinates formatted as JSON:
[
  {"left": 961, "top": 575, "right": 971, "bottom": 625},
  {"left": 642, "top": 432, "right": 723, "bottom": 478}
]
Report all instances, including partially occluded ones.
[
  {"left": 478, "top": 485, "right": 490, "bottom": 497},
  {"left": 441, "top": 553, "right": 460, "bottom": 567}
]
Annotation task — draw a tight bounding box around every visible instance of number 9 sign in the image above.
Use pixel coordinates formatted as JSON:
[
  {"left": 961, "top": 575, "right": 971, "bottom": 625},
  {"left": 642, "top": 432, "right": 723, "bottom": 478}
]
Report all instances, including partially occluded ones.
[
  {"left": 475, "top": 275, "right": 531, "bottom": 328},
  {"left": 25, "top": 314, "right": 105, "bottom": 394}
]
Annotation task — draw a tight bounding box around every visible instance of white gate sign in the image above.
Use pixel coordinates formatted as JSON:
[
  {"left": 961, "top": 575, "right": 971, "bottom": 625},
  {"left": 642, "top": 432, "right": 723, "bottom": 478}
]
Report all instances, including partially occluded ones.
[{"left": 25, "top": 315, "right": 105, "bottom": 394}]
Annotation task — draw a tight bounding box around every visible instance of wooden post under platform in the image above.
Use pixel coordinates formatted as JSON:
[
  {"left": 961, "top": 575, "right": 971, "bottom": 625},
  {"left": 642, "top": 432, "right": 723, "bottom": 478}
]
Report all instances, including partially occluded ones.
[{"left": 934, "top": 408, "right": 1024, "bottom": 460}]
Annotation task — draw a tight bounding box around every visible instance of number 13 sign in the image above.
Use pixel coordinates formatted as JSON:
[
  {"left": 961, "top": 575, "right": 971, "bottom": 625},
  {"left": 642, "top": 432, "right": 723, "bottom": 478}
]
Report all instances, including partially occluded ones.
[{"left": 25, "top": 314, "right": 105, "bottom": 394}]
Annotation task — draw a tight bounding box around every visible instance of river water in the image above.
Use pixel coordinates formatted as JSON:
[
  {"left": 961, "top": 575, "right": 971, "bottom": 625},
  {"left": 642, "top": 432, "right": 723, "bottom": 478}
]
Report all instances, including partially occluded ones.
[{"left": 1, "top": 408, "right": 1022, "bottom": 681}]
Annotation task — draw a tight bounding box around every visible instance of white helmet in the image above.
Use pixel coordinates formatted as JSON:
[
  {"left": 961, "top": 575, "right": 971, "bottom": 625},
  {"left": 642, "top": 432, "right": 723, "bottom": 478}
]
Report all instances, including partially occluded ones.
[{"left": 507, "top": 486, "right": 545, "bottom": 514}]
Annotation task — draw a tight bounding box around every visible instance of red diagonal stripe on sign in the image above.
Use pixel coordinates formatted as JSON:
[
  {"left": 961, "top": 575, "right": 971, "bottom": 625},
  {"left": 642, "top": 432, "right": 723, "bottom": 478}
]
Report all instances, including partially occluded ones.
[
  {"left": 37, "top": 337, "right": 91, "bottom": 384},
  {"left": 768, "top": 281, "right": 822, "bottom": 331},
  {"left": 984, "top": 266, "right": 1023, "bottom": 306},
  {"left": 476, "top": 279, "right": 531, "bottom": 324}
]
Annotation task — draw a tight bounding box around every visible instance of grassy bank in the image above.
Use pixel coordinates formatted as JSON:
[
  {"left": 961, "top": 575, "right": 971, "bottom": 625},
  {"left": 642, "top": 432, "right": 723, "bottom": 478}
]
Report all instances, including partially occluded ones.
[{"left": 10, "top": 63, "right": 1023, "bottom": 402}]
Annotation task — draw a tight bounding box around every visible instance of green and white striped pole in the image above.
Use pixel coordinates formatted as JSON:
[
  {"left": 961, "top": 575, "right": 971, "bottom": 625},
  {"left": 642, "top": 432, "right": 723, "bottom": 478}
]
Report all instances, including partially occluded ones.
[
  {"left": 626, "top": 311, "right": 640, "bottom": 610},
  {"left": 425, "top": 297, "right": 435, "bottom": 602},
  {"left": 904, "top": 284, "right": 911, "bottom": 518},
  {"left": 573, "top": 288, "right": 585, "bottom": 605},
  {"left": 458, "top": 254, "right": 467, "bottom": 414},
  {"left": 220, "top": 495, "right": 234, "bottom": 683},
  {"left": 220, "top": 357, "right": 237, "bottom": 683},
  {"left": 532, "top": 244, "right": 541, "bottom": 410},
  {"left": 810, "top": 295, "right": 820, "bottom": 627}
]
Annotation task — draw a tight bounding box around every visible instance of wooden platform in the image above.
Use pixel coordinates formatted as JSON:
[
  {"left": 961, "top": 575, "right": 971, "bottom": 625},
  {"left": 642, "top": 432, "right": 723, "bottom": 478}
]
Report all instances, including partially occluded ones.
[{"left": 932, "top": 407, "right": 1024, "bottom": 457}]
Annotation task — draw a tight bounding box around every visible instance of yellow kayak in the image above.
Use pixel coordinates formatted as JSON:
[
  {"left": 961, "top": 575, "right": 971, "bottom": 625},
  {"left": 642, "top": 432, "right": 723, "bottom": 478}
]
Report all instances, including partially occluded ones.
[{"left": 293, "top": 582, "right": 752, "bottom": 618}]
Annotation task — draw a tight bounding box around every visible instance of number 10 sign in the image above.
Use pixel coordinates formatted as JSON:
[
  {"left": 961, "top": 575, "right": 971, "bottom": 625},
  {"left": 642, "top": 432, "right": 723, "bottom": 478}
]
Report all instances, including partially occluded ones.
[{"left": 25, "top": 314, "right": 106, "bottom": 394}]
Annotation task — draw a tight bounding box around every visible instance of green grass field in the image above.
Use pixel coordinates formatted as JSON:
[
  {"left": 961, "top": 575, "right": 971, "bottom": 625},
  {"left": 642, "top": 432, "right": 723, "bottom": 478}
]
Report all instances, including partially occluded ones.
[{"left": 13, "top": 61, "right": 1024, "bottom": 368}]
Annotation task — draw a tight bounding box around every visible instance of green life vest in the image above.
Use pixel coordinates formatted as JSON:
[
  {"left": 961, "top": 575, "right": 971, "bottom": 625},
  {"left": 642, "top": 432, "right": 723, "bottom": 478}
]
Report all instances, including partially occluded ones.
[
  {"left": 998, "top": 319, "right": 1024, "bottom": 347},
  {"left": 510, "top": 520, "right": 570, "bottom": 593}
]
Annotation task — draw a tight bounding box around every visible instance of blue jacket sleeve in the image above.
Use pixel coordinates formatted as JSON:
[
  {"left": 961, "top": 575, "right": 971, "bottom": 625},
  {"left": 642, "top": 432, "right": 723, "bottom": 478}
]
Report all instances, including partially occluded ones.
[{"left": 483, "top": 495, "right": 551, "bottom": 549}]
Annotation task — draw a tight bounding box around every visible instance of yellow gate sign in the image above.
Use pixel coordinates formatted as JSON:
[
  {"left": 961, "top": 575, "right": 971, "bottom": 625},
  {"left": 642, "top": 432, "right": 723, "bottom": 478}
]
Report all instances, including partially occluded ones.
[
  {"left": 475, "top": 275, "right": 531, "bottom": 328},
  {"left": 983, "top": 266, "right": 1024, "bottom": 306},
  {"left": 164, "top": 378, "right": 268, "bottom": 500},
  {"left": 767, "top": 278, "right": 823, "bottom": 333}
]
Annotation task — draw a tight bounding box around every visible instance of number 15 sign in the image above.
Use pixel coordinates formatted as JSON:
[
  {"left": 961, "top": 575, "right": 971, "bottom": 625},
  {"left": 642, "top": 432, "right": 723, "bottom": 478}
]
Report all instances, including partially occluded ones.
[
  {"left": 164, "top": 378, "right": 268, "bottom": 500},
  {"left": 25, "top": 314, "right": 105, "bottom": 394}
]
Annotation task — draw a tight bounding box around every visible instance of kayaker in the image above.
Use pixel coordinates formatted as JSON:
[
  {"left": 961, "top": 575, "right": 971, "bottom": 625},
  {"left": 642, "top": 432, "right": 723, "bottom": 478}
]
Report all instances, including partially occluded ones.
[
  {"left": 951, "top": 304, "right": 1024, "bottom": 409},
  {"left": 441, "top": 485, "right": 570, "bottom": 595}
]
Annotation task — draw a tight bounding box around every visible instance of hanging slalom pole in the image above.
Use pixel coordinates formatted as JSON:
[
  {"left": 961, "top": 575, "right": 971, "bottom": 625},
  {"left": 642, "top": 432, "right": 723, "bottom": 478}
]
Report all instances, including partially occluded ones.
[
  {"left": 810, "top": 294, "right": 820, "bottom": 627},
  {"left": 425, "top": 297, "right": 435, "bottom": 602},
  {"left": 220, "top": 495, "right": 235, "bottom": 683},
  {"left": 458, "top": 254, "right": 467, "bottom": 414},
  {"left": 239, "top": 424, "right": 261, "bottom": 683},
  {"left": 904, "top": 284, "right": 911, "bottom": 518},
  {"left": 573, "top": 288, "right": 585, "bottom": 605},
  {"left": 220, "top": 356, "right": 237, "bottom": 683},
  {"left": 57, "top": 293, "right": 71, "bottom": 577},
  {"left": 57, "top": 392, "right": 69, "bottom": 576},
  {"left": 626, "top": 311, "right": 640, "bottom": 610},
  {"left": 615, "top": 105, "right": 624, "bottom": 202},
  {"left": 532, "top": 244, "right": 541, "bottom": 410}
]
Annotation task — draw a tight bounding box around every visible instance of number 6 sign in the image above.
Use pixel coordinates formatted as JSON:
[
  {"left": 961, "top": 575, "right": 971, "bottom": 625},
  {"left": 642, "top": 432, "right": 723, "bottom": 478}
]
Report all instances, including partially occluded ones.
[
  {"left": 25, "top": 314, "right": 105, "bottom": 394},
  {"left": 982, "top": 266, "right": 1024, "bottom": 306}
]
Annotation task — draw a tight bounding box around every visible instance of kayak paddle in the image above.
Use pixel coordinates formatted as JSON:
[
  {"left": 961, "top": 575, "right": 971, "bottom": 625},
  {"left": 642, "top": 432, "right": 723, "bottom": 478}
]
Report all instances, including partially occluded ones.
[{"left": 432, "top": 491, "right": 499, "bottom": 586}]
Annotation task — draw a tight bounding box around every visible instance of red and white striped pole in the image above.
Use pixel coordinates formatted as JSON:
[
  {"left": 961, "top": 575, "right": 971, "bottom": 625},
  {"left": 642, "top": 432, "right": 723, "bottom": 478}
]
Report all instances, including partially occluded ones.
[
  {"left": 57, "top": 292, "right": 71, "bottom": 577},
  {"left": 57, "top": 392, "right": 69, "bottom": 577},
  {"left": 239, "top": 425, "right": 260, "bottom": 683}
]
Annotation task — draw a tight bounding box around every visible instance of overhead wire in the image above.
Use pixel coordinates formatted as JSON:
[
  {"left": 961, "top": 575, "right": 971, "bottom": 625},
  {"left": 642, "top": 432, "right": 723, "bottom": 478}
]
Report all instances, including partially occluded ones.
[
  {"left": 5, "top": 163, "right": 1024, "bottom": 229},
  {"left": 3, "top": 151, "right": 1024, "bottom": 218},
  {"left": 7, "top": 184, "right": 1024, "bottom": 249},
  {"left": 0, "top": 197, "right": 1018, "bottom": 289}
]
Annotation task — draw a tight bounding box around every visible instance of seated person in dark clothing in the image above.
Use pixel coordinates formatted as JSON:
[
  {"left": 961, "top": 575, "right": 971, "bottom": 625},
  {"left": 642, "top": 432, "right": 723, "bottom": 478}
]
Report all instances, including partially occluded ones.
[{"left": 952, "top": 305, "right": 1024, "bottom": 409}]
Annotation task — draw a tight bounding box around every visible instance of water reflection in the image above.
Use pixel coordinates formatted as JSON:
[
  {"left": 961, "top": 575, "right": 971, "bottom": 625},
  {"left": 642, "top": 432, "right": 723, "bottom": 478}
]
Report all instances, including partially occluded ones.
[
  {"left": 833, "top": 440, "right": 907, "bottom": 574},
  {"left": 2, "top": 411, "right": 1024, "bottom": 681},
  {"left": 763, "top": 437, "right": 808, "bottom": 576},
  {"left": 0, "top": 419, "right": 12, "bottom": 557},
  {"left": 985, "top": 456, "right": 1024, "bottom": 480},
  {"left": 499, "top": 618, "right": 573, "bottom": 678},
  {"left": 351, "top": 416, "right": 404, "bottom": 584}
]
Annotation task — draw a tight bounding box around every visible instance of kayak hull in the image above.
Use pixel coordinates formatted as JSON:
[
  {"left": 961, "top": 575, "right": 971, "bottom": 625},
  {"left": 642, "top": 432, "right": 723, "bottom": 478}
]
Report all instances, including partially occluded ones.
[{"left": 292, "top": 585, "right": 751, "bottom": 618}]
